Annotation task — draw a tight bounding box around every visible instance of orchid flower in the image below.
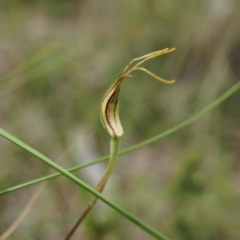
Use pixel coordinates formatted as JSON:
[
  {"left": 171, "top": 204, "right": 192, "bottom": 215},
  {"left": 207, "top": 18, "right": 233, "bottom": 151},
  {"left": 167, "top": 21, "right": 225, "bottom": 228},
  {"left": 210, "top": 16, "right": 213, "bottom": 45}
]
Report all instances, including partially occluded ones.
[{"left": 100, "top": 48, "right": 175, "bottom": 138}]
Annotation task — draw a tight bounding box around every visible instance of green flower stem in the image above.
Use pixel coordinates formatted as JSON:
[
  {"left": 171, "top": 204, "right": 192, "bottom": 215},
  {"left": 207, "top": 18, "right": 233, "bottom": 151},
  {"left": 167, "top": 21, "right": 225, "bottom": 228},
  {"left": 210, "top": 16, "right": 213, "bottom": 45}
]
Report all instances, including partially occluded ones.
[
  {"left": 64, "top": 137, "right": 120, "bottom": 240},
  {"left": 0, "top": 129, "right": 168, "bottom": 240},
  {"left": 1, "top": 80, "right": 240, "bottom": 196}
]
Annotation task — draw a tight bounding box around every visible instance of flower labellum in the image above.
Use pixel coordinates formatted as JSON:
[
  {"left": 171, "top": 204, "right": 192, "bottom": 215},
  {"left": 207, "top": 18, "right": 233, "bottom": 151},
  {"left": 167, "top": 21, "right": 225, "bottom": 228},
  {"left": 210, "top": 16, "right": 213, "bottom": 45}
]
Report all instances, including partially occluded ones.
[{"left": 100, "top": 48, "right": 176, "bottom": 138}]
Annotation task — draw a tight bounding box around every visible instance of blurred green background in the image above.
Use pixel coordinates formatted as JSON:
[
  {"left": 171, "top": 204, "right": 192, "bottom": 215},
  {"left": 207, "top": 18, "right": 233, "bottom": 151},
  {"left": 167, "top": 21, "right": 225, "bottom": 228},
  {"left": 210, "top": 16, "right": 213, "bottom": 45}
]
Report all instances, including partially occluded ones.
[{"left": 0, "top": 0, "right": 240, "bottom": 239}]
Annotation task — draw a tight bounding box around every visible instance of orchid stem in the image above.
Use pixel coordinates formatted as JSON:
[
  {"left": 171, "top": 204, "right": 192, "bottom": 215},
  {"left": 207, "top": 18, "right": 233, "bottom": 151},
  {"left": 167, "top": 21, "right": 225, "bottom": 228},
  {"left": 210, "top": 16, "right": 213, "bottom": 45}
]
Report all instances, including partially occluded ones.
[{"left": 63, "top": 137, "right": 120, "bottom": 240}]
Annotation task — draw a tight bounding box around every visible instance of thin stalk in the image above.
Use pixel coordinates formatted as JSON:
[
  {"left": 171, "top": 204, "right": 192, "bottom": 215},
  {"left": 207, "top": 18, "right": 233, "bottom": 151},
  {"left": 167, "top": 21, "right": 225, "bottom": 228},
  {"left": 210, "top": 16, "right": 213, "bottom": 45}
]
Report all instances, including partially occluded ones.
[
  {"left": 64, "top": 137, "right": 120, "bottom": 240},
  {"left": 0, "top": 183, "right": 46, "bottom": 240}
]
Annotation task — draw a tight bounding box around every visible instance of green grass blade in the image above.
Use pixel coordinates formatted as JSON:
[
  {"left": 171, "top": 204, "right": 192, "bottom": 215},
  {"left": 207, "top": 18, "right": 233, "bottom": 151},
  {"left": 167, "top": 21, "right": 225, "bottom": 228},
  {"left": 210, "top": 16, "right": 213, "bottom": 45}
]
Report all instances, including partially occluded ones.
[
  {"left": 0, "top": 157, "right": 108, "bottom": 196},
  {"left": 0, "top": 129, "right": 169, "bottom": 240},
  {"left": 1, "top": 80, "right": 240, "bottom": 196}
]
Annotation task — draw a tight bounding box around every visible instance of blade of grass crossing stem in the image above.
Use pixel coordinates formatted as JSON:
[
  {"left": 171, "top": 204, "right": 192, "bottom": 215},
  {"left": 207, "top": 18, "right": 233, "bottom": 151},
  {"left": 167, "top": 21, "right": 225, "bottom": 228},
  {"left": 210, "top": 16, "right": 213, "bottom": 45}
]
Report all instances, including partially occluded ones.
[
  {"left": 0, "top": 81, "right": 239, "bottom": 239},
  {"left": 0, "top": 129, "right": 169, "bottom": 240},
  {"left": 0, "top": 81, "right": 240, "bottom": 196}
]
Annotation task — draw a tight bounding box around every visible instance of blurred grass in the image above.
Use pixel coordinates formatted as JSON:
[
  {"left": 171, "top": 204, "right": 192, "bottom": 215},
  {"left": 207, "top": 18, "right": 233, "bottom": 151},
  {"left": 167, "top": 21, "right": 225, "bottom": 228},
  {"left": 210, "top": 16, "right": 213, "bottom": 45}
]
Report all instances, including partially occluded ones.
[{"left": 0, "top": 0, "right": 240, "bottom": 239}]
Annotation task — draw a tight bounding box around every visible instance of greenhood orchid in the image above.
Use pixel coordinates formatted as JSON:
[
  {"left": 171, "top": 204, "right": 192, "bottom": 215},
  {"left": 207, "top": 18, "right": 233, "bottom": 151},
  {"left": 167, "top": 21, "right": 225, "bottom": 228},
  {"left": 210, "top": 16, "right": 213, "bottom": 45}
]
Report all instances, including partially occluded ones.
[{"left": 100, "top": 48, "right": 176, "bottom": 138}]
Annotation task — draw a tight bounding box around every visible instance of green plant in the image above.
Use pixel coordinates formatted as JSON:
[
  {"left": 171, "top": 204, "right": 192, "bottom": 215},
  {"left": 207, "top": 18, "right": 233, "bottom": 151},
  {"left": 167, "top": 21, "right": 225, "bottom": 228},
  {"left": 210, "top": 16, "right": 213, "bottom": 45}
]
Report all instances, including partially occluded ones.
[
  {"left": 1, "top": 47, "right": 240, "bottom": 240},
  {"left": 64, "top": 48, "right": 175, "bottom": 239}
]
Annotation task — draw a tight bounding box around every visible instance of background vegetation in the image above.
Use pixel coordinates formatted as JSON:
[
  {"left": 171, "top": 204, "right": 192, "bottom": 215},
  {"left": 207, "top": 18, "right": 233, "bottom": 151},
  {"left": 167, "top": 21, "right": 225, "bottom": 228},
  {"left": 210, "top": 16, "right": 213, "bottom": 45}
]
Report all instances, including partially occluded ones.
[{"left": 0, "top": 0, "right": 240, "bottom": 239}]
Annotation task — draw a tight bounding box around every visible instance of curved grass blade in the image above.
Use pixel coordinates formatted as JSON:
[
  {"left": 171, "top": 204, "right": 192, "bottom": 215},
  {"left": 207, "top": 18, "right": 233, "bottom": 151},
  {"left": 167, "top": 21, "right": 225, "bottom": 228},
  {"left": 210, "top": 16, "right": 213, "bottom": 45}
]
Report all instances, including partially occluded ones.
[{"left": 0, "top": 129, "right": 169, "bottom": 240}]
